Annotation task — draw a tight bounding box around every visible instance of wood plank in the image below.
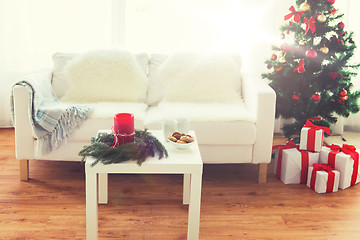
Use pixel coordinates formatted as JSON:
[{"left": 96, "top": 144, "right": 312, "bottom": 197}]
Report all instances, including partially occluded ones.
[{"left": 1, "top": 128, "right": 360, "bottom": 239}]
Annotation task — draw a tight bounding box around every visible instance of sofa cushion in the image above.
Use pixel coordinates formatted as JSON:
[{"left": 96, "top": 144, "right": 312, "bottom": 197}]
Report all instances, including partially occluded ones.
[
  {"left": 147, "top": 53, "right": 242, "bottom": 105},
  {"left": 52, "top": 51, "right": 149, "bottom": 99},
  {"left": 60, "top": 50, "right": 148, "bottom": 103},
  {"left": 145, "top": 102, "right": 256, "bottom": 145}
]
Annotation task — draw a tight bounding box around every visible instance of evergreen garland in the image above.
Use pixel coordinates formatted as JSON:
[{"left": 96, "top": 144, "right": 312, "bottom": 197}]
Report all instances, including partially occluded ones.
[{"left": 79, "top": 129, "right": 168, "bottom": 167}]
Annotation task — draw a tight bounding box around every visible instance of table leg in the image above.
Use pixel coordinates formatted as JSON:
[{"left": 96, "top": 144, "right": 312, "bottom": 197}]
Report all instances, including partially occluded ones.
[
  {"left": 187, "top": 173, "right": 202, "bottom": 240},
  {"left": 98, "top": 173, "right": 108, "bottom": 204},
  {"left": 86, "top": 172, "right": 98, "bottom": 240},
  {"left": 183, "top": 174, "right": 191, "bottom": 205}
]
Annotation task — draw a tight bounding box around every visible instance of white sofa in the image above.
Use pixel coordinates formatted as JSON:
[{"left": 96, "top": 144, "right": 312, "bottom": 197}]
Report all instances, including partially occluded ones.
[{"left": 12, "top": 50, "right": 276, "bottom": 183}]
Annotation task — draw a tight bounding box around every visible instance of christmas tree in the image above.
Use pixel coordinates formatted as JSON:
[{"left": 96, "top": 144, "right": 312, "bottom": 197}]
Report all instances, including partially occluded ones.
[{"left": 262, "top": 0, "right": 360, "bottom": 138}]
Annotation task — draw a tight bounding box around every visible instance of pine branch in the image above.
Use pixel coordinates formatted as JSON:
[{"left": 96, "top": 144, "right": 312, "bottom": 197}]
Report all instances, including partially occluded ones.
[{"left": 79, "top": 130, "right": 168, "bottom": 167}]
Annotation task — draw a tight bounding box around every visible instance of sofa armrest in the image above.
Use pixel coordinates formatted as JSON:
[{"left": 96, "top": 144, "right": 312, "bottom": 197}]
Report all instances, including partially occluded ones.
[
  {"left": 12, "top": 69, "right": 53, "bottom": 160},
  {"left": 242, "top": 73, "right": 276, "bottom": 164}
]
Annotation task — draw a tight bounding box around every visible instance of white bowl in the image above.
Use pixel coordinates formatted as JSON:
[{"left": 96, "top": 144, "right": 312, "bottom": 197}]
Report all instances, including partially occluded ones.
[{"left": 169, "top": 140, "right": 195, "bottom": 149}]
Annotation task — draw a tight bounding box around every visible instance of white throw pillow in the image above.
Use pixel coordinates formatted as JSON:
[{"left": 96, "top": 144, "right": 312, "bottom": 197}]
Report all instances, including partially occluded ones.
[
  {"left": 60, "top": 50, "right": 148, "bottom": 103},
  {"left": 147, "top": 53, "right": 242, "bottom": 105},
  {"left": 52, "top": 51, "right": 148, "bottom": 99}
]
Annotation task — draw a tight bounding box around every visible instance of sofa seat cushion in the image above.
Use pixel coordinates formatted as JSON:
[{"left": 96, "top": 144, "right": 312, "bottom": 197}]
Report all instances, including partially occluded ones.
[{"left": 145, "top": 102, "right": 256, "bottom": 145}]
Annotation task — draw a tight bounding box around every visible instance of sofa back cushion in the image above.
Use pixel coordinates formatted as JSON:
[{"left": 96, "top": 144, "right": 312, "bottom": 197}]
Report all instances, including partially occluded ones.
[
  {"left": 52, "top": 50, "right": 148, "bottom": 102},
  {"left": 147, "top": 53, "right": 242, "bottom": 105}
]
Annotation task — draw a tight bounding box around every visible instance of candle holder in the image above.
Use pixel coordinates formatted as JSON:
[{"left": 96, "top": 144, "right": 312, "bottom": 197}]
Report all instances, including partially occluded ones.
[{"left": 113, "top": 113, "right": 135, "bottom": 147}]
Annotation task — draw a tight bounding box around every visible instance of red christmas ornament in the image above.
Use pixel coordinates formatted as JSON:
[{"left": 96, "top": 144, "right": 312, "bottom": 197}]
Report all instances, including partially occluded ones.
[
  {"left": 312, "top": 94, "right": 321, "bottom": 102},
  {"left": 338, "top": 99, "right": 345, "bottom": 105},
  {"left": 340, "top": 89, "right": 347, "bottom": 97},
  {"left": 305, "top": 49, "right": 317, "bottom": 58},
  {"left": 292, "top": 94, "right": 300, "bottom": 100},
  {"left": 338, "top": 22, "right": 345, "bottom": 28},
  {"left": 338, "top": 95, "right": 348, "bottom": 105},
  {"left": 328, "top": 0, "right": 335, "bottom": 4}
]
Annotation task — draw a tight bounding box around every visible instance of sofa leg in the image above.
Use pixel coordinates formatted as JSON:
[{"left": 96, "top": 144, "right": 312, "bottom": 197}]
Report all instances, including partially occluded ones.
[
  {"left": 19, "top": 160, "right": 29, "bottom": 181},
  {"left": 258, "top": 163, "right": 267, "bottom": 184}
]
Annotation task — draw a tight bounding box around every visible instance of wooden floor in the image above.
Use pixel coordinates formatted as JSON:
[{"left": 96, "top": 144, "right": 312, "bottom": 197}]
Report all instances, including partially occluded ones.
[{"left": 1, "top": 128, "right": 360, "bottom": 240}]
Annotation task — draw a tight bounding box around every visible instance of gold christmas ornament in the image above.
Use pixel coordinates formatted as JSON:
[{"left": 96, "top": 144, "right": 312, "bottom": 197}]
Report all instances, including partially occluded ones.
[
  {"left": 317, "top": 13, "right": 327, "bottom": 23},
  {"left": 320, "top": 46, "right": 329, "bottom": 54},
  {"left": 300, "top": 1, "right": 311, "bottom": 12},
  {"left": 299, "top": 40, "right": 307, "bottom": 46}
]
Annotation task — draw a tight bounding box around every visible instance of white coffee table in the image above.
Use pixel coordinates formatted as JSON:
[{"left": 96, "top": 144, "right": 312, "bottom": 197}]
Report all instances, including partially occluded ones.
[{"left": 85, "top": 130, "right": 203, "bottom": 240}]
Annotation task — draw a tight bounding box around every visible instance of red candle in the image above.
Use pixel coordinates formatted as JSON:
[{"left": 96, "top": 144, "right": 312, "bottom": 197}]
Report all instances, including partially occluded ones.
[{"left": 114, "top": 113, "right": 134, "bottom": 145}]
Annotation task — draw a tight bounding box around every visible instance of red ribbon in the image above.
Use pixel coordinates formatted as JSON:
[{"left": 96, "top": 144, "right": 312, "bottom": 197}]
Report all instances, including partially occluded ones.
[
  {"left": 299, "top": 150, "right": 310, "bottom": 183},
  {"left": 328, "top": 72, "right": 343, "bottom": 79},
  {"left": 284, "top": 6, "right": 303, "bottom": 23},
  {"left": 327, "top": 144, "right": 359, "bottom": 186},
  {"left": 303, "top": 118, "right": 330, "bottom": 151},
  {"left": 273, "top": 140, "right": 297, "bottom": 179},
  {"left": 304, "top": 17, "right": 316, "bottom": 34},
  {"left": 293, "top": 58, "right": 305, "bottom": 73},
  {"left": 310, "top": 164, "right": 336, "bottom": 192}
]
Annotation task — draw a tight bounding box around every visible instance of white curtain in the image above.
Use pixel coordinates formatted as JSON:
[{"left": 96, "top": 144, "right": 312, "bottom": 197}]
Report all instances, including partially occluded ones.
[
  {"left": 0, "top": 0, "right": 359, "bottom": 131},
  {"left": 0, "top": 0, "right": 113, "bottom": 127},
  {"left": 342, "top": 0, "right": 360, "bottom": 132}
]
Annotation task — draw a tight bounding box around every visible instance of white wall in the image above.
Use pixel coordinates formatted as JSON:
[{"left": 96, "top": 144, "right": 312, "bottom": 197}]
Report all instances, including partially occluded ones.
[{"left": 1, "top": 0, "right": 359, "bottom": 129}]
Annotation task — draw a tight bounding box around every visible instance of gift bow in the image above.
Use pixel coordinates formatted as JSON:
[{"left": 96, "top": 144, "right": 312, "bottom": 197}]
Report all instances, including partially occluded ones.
[
  {"left": 284, "top": 6, "right": 303, "bottom": 23},
  {"left": 293, "top": 58, "right": 305, "bottom": 73},
  {"left": 304, "top": 119, "right": 331, "bottom": 135},
  {"left": 328, "top": 144, "right": 359, "bottom": 163},
  {"left": 272, "top": 140, "right": 297, "bottom": 151},
  {"left": 313, "top": 163, "right": 335, "bottom": 172},
  {"left": 304, "top": 17, "right": 316, "bottom": 34}
]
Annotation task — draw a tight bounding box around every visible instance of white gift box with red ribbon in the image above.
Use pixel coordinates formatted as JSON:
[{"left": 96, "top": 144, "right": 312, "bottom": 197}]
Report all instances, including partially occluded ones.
[
  {"left": 273, "top": 140, "right": 298, "bottom": 178},
  {"left": 299, "top": 119, "right": 331, "bottom": 152},
  {"left": 319, "top": 145, "right": 360, "bottom": 189},
  {"left": 278, "top": 148, "right": 319, "bottom": 184},
  {"left": 307, "top": 164, "right": 340, "bottom": 193},
  {"left": 299, "top": 127, "right": 324, "bottom": 152}
]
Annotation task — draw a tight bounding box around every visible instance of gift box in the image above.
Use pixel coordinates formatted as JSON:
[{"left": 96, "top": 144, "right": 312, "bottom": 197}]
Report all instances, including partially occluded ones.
[
  {"left": 307, "top": 164, "right": 340, "bottom": 193},
  {"left": 277, "top": 148, "right": 319, "bottom": 184},
  {"left": 319, "top": 144, "right": 360, "bottom": 189},
  {"left": 299, "top": 119, "right": 330, "bottom": 152},
  {"left": 273, "top": 140, "right": 298, "bottom": 179}
]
